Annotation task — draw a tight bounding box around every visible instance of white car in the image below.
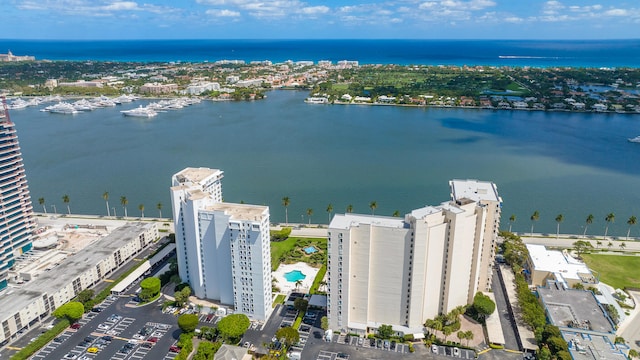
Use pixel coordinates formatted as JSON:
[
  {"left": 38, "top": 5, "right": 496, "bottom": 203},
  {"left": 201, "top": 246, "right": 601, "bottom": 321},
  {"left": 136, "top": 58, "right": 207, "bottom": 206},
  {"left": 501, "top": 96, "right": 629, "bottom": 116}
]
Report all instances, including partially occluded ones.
[
  {"left": 432, "top": 345, "right": 438, "bottom": 354},
  {"left": 454, "top": 347, "right": 460, "bottom": 356}
]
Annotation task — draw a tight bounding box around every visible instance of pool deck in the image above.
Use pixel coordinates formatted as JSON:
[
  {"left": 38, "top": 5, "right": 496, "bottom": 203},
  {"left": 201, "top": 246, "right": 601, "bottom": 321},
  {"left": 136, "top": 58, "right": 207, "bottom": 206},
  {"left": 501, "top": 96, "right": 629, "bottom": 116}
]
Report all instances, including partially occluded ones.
[{"left": 273, "top": 262, "right": 319, "bottom": 294}]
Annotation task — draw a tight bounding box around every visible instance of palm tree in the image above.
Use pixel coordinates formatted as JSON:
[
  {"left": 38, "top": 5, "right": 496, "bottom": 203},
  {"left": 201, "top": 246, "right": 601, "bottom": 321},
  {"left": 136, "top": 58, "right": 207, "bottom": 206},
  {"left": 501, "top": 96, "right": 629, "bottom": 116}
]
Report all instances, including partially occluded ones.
[
  {"left": 393, "top": 210, "right": 400, "bottom": 217},
  {"left": 555, "top": 214, "right": 564, "bottom": 239},
  {"left": 508, "top": 214, "right": 516, "bottom": 232},
  {"left": 530, "top": 210, "right": 540, "bottom": 234},
  {"left": 62, "top": 194, "right": 71, "bottom": 214},
  {"left": 465, "top": 330, "right": 474, "bottom": 347},
  {"left": 306, "top": 208, "right": 313, "bottom": 225},
  {"left": 38, "top": 197, "right": 47, "bottom": 214},
  {"left": 346, "top": 204, "right": 353, "bottom": 213},
  {"left": 604, "top": 213, "right": 615, "bottom": 240},
  {"left": 157, "top": 202, "right": 163, "bottom": 218},
  {"left": 282, "top": 197, "right": 290, "bottom": 225},
  {"left": 138, "top": 204, "right": 145, "bottom": 218},
  {"left": 295, "top": 279, "right": 302, "bottom": 291},
  {"left": 620, "top": 242, "right": 627, "bottom": 250},
  {"left": 120, "top": 196, "right": 128, "bottom": 217},
  {"left": 103, "top": 191, "right": 110, "bottom": 217},
  {"left": 326, "top": 203, "right": 333, "bottom": 223},
  {"left": 627, "top": 215, "right": 637, "bottom": 240},
  {"left": 596, "top": 240, "right": 602, "bottom": 249},
  {"left": 607, "top": 241, "right": 613, "bottom": 250},
  {"left": 369, "top": 201, "right": 377, "bottom": 215},
  {"left": 584, "top": 214, "right": 594, "bottom": 238}
]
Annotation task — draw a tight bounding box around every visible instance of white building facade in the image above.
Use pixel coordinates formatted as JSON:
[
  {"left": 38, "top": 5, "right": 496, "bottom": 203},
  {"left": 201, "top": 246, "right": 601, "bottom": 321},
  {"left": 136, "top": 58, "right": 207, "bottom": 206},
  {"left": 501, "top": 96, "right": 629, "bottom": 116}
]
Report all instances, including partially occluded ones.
[
  {"left": 327, "top": 179, "right": 501, "bottom": 335},
  {"left": 170, "top": 167, "right": 272, "bottom": 320}
]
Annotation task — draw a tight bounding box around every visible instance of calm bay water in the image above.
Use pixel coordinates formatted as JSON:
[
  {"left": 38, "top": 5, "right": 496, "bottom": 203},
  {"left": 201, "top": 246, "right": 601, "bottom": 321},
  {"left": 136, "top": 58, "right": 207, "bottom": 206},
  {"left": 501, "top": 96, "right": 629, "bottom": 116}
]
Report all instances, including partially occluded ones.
[{"left": 10, "top": 91, "right": 640, "bottom": 236}]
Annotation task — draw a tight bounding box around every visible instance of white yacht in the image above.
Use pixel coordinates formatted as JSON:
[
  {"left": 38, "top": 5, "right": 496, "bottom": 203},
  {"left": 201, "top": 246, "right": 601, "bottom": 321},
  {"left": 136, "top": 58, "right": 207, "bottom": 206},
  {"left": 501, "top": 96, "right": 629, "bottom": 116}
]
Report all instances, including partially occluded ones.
[
  {"left": 628, "top": 136, "right": 640, "bottom": 143},
  {"left": 44, "top": 102, "right": 79, "bottom": 114},
  {"left": 72, "top": 99, "right": 95, "bottom": 112},
  {"left": 121, "top": 106, "right": 158, "bottom": 118}
]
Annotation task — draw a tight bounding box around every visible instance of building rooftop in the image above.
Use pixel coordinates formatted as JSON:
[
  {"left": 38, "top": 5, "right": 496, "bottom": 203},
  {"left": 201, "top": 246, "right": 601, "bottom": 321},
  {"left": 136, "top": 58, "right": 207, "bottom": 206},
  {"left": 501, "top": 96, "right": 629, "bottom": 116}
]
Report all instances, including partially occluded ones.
[
  {"left": 207, "top": 202, "right": 268, "bottom": 222},
  {"left": 173, "top": 167, "right": 223, "bottom": 185},
  {"left": 538, "top": 284, "right": 615, "bottom": 334},
  {"left": 450, "top": 179, "right": 501, "bottom": 203},
  {"left": 0, "top": 222, "right": 154, "bottom": 321},
  {"left": 563, "top": 331, "right": 627, "bottom": 360},
  {"left": 329, "top": 213, "right": 407, "bottom": 230},
  {"left": 527, "top": 244, "right": 594, "bottom": 282}
]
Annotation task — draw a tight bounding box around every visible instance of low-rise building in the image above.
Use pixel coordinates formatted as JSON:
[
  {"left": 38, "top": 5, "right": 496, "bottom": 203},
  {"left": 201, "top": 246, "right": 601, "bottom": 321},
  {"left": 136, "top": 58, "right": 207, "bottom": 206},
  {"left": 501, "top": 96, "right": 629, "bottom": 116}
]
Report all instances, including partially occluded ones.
[
  {"left": 0, "top": 222, "right": 158, "bottom": 345},
  {"left": 139, "top": 83, "right": 178, "bottom": 94},
  {"left": 525, "top": 244, "right": 597, "bottom": 288}
]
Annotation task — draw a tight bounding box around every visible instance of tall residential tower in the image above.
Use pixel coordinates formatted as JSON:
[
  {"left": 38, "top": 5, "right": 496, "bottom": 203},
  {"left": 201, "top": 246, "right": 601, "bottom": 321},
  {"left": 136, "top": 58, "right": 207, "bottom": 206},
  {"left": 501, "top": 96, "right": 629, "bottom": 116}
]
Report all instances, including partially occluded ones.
[
  {"left": 170, "top": 167, "right": 272, "bottom": 320},
  {"left": 327, "top": 179, "right": 501, "bottom": 335},
  {"left": 0, "top": 99, "right": 36, "bottom": 291}
]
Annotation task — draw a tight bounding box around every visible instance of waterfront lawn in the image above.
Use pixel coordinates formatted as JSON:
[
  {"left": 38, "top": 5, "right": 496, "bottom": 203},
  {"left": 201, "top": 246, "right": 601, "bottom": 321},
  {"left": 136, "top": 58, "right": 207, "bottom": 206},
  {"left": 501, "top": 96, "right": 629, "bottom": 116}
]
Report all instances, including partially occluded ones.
[
  {"left": 270, "top": 237, "right": 326, "bottom": 271},
  {"left": 581, "top": 254, "right": 640, "bottom": 290}
]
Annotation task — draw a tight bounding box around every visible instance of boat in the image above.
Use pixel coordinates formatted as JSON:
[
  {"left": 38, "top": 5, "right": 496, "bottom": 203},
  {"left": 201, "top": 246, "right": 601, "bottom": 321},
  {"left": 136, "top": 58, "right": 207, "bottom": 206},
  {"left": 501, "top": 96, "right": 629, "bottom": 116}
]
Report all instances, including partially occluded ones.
[
  {"left": 628, "top": 136, "right": 640, "bottom": 143},
  {"left": 305, "top": 97, "right": 329, "bottom": 104},
  {"left": 72, "top": 99, "right": 95, "bottom": 112},
  {"left": 8, "top": 98, "right": 29, "bottom": 110},
  {"left": 44, "top": 102, "right": 80, "bottom": 115},
  {"left": 121, "top": 106, "right": 158, "bottom": 118}
]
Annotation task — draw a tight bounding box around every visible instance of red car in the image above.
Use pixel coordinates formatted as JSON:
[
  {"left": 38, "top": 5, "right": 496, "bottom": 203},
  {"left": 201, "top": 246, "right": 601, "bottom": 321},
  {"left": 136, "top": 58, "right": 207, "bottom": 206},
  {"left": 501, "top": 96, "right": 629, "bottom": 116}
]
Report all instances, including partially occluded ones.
[
  {"left": 169, "top": 346, "right": 180, "bottom": 353},
  {"left": 148, "top": 337, "right": 158, "bottom": 343},
  {"left": 70, "top": 323, "right": 81, "bottom": 329}
]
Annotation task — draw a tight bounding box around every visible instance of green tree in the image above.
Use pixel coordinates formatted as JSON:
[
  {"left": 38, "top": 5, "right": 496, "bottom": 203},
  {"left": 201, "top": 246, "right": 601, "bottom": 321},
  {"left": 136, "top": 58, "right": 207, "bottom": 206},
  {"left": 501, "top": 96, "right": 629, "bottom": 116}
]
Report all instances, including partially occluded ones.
[
  {"left": 627, "top": 215, "right": 637, "bottom": 239},
  {"left": 282, "top": 197, "right": 290, "bottom": 224},
  {"left": 464, "top": 330, "right": 474, "bottom": 346},
  {"left": 53, "top": 302, "right": 84, "bottom": 323},
  {"left": 306, "top": 208, "right": 313, "bottom": 224},
  {"left": 193, "top": 341, "right": 222, "bottom": 360},
  {"left": 392, "top": 210, "right": 400, "bottom": 217},
  {"left": 608, "top": 241, "right": 613, "bottom": 249},
  {"left": 530, "top": 210, "right": 540, "bottom": 233},
  {"left": 326, "top": 203, "right": 333, "bottom": 223},
  {"left": 156, "top": 202, "right": 163, "bottom": 218},
  {"left": 294, "top": 298, "right": 308, "bottom": 313},
  {"left": 377, "top": 324, "right": 393, "bottom": 339},
  {"left": 457, "top": 331, "right": 465, "bottom": 344},
  {"left": 76, "top": 289, "right": 94, "bottom": 305},
  {"left": 572, "top": 240, "right": 592, "bottom": 257},
  {"left": 596, "top": 240, "right": 602, "bottom": 249},
  {"left": 584, "top": 214, "right": 594, "bottom": 237},
  {"left": 604, "top": 213, "right": 615, "bottom": 239},
  {"left": 555, "top": 214, "right": 564, "bottom": 239},
  {"left": 140, "top": 277, "right": 161, "bottom": 301},
  {"left": 276, "top": 326, "right": 300, "bottom": 347},
  {"left": 547, "top": 336, "right": 569, "bottom": 353},
  {"left": 217, "top": 314, "right": 250, "bottom": 342},
  {"left": 177, "top": 313, "right": 199, "bottom": 333},
  {"left": 320, "top": 316, "right": 329, "bottom": 330},
  {"left": 620, "top": 242, "right": 626, "bottom": 250},
  {"left": 138, "top": 204, "right": 145, "bottom": 218},
  {"left": 472, "top": 292, "right": 496, "bottom": 320},
  {"left": 369, "top": 201, "right": 378, "bottom": 215},
  {"left": 103, "top": 191, "right": 110, "bottom": 216},
  {"left": 346, "top": 204, "right": 353, "bottom": 213},
  {"left": 442, "top": 326, "right": 453, "bottom": 342},
  {"left": 174, "top": 285, "right": 191, "bottom": 307},
  {"left": 572, "top": 283, "right": 585, "bottom": 290},
  {"left": 508, "top": 214, "right": 516, "bottom": 232},
  {"left": 62, "top": 194, "right": 71, "bottom": 214},
  {"left": 38, "top": 197, "right": 47, "bottom": 214},
  {"left": 628, "top": 349, "right": 638, "bottom": 359},
  {"left": 120, "top": 196, "right": 128, "bottom": 217}
]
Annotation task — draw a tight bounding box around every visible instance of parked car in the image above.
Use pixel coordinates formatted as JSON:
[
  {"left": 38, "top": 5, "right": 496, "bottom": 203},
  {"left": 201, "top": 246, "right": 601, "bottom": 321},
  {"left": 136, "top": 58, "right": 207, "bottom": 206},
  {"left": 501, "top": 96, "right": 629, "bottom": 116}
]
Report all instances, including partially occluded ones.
[
  {"left": 454, "top": 347, "right": 460, "bottom": 356},
  {"left": 87, "top": 347, "right": 99, "bottom": 353},
  {"left": 169, "top": 346, "right": 181, "bottom": 353},
  {"left": 390, "top": 340, "right": 396, "bottom": 350},
  {"left": 370, "top": 338, "right": 376, "bottom": 347},
  {"left": 70, "top": 323, "right": 81, "bottom": 329},
  {"left": 432, "top": 344, "right": 439, "bottom": 354},
  {"left": 384, "top": 340, "right": 390, "bottom": 349}
]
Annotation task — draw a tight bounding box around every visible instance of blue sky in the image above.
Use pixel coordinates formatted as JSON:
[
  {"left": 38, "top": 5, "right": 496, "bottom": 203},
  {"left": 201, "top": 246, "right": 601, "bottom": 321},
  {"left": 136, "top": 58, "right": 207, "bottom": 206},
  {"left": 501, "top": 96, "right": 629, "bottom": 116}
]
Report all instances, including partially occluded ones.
[{"left": 3, "top": 0, "right": 639, "bottom": 39}]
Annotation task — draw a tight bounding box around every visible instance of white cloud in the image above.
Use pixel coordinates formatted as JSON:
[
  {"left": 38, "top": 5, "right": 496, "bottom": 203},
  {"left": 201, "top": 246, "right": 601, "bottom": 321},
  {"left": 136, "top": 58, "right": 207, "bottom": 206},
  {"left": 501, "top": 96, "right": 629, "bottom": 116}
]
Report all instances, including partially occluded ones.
[
  {"left": 604, "top": 8, "right": 627, "bottom": 16},
  {"left": 15, "top": 0, "right": 175, "bottom": 16},
  {"left": 300, "top": 6, "right": 329, "bottom": 15},
  {"left": 206, "top": 8, "right": 240, "bottom": 17}
]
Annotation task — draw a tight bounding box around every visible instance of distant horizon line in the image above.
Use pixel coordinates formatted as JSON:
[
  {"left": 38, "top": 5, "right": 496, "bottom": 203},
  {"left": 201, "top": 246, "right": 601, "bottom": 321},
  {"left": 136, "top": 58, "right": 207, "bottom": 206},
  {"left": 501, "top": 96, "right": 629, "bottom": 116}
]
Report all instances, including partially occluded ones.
[{"left": 2, "top": 38, "right": 640, "bottom": 42}]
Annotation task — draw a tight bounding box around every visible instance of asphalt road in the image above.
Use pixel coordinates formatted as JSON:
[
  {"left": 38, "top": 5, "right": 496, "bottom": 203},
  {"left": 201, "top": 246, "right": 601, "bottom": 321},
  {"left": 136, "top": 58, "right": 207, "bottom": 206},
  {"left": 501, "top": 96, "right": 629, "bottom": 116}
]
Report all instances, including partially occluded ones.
[{"left": 491, "top": 269, "right": 520, "bottom": 351}]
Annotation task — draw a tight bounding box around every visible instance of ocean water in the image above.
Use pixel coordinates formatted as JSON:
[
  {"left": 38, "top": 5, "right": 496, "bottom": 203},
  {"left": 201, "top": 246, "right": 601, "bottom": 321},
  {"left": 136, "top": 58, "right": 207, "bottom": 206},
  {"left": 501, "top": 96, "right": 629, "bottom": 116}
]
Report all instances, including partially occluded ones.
[
  {"left": 9, "top": 91, "right": 640, "bottom": 237},
  {"left": 1, "top": 39, "right": 639, "bottom": 67}
]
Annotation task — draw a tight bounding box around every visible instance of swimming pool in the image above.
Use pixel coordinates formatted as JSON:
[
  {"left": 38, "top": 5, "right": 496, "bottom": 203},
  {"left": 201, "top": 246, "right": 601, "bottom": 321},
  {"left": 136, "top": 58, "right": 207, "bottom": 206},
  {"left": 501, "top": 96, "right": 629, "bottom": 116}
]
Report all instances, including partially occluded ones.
[
  {"left": 303, "top": 246, "right": 318, "bottom": 254},
  {"left": 284, "top": 270, "right": 306, "bottom": 283}
]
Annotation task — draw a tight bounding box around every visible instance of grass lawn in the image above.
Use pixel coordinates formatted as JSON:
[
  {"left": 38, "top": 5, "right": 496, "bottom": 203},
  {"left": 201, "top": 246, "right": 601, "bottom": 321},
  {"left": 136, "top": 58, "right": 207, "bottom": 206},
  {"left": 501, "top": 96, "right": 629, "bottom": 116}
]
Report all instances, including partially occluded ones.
[
  {"left": 273, "top": 294, "right": 286, "bottom": 307},
  {"left": 270, "top": 237, "right": 326, "bottom": 271},
  {"left": 581, "top": 254, "right": 640, "bottom": 289}
]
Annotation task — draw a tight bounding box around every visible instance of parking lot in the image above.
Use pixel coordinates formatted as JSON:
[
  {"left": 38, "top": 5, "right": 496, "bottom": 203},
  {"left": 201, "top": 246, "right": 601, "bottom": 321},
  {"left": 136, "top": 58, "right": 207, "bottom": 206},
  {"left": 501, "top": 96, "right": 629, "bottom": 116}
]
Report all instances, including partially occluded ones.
[
  {"left": 28, "top": 286, "right": 180, "bottom": 360},
  {"left": 335, "top": 333, "right": 410, "bottom": 354},
  {"left": 431, "top": 344, "right": 476, "bottom": 359}
]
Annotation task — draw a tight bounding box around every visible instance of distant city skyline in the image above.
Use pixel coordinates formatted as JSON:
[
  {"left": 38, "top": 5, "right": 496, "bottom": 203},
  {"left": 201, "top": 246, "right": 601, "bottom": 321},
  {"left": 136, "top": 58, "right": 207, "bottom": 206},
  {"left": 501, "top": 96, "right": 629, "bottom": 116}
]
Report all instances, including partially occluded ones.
[{"left": 2, "top": 0, "right": 639, "bottom": 40}]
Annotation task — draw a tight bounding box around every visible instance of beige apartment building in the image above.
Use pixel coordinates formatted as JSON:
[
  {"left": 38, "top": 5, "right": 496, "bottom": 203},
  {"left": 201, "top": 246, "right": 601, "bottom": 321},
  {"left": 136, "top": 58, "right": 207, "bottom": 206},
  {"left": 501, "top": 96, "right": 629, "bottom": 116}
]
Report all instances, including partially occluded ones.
[{"left": 327, "top": 179, "right": 501, "bottom": 335}]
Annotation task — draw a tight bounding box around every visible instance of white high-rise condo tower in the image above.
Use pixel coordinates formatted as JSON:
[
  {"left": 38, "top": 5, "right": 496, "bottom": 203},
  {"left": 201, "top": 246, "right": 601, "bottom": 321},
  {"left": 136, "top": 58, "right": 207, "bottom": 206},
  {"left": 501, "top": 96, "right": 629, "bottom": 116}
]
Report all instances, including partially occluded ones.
[
  {"left": 0, "top": 99, "right": 36, "bottom": 292},
  {"left": 327, "top": 179, "right": 501, "bottom": 335},
  {"left": 170, "top": 167, "right": 272, "bottom": 320}
]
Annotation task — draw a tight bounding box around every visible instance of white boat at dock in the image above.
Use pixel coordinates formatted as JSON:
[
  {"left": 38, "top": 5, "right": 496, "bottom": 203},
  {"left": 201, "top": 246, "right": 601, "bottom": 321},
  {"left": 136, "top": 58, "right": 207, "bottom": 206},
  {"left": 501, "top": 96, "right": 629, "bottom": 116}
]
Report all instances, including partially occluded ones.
[{"left": 121, "top": 106, "right": 158, "bottom": 118}]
